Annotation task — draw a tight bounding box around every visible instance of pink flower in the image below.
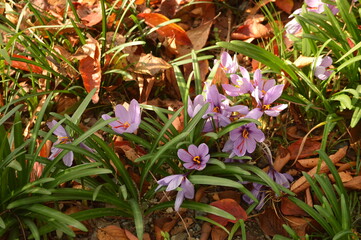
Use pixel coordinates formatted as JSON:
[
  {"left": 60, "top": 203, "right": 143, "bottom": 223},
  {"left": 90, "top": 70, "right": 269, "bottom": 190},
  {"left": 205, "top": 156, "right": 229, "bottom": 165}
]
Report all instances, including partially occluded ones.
[
  {"left": 156, "top": 174, "right": 194, "bottom": 211},
  {"left": 222, "top": 67, "right": 253, "bottom": 96},
  {"left": 177, "top": 143, "right": 210, "bottom": 171},
  {"left": 215, "top": 52, "right": 239, "bottom": 74},
  {"left": 314, "top": 56, "right": 333, "bottom": 80},
  {"left": 102, "top": 99, "right": 141, "bottom": 134}
]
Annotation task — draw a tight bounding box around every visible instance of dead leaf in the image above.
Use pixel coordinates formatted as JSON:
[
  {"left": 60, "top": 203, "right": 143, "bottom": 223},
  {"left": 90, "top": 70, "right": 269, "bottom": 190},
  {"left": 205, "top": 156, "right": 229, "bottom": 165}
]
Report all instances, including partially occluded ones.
[
  {"left": 280, "top": 197, "right": 308, "bottom": 217},
  {"left": 78, "top": 35, "right": 102, "bottom": 104},
  {"left": 200, "top": 222, "right": 212, "bottom": 240},
  {"left": 208, "top": 199, "right": 247, "bottom": 226},
  {"left": 328, "top": 171, "right": 353, "bottom": 183},
  {"left": 137, "top": 13, "right": 192, "bottom": 46},
  {"left": 275, "top": 0, "right": 294, "bottom": 14},
  {"left": 154, "top": 217, "right": 177, "bottom": 240},
  {"left": 293, "top": 56, "right": 315, "bottom": 68},
  {"left": 287, "top": 139, "right": 321, "bottom": 160},
  {"left": 273, "top": 146, "right": 291, "bottom": 172},
  {"left": 337, "top": 161, "right": 356, "bottom": 171},
  {"left": 232, "top": 15, "right": 271, "bottom": 40},
  {"left": 76, "top": 2, "right": 102, "bottom": 26},
  {"left": 285, "top": 216, "right": 311, "bottom": 237},
  {"left": 291, "top": 146, "right": 348, "bottom": 193},
  {"left": 186, "top": 20, "right": 213, "bottom": 50},
  {"left": 124, "top": 229, "right": 138, "bottom": 240},
  {"left": 343, "top": 176, "right": 361, "bottom": 190},
  {"left": 8, "top": 54, "right": 43, "bottom": 74},
  {"left": 258, "top": 207, "right": 288, "bottom": 237},
  {"left": 297, "top": 157, "right": 321, "bottom": 168},
  {"left": 97, "top": 225, "right": 128, "bottom": 240},
  {"left": 134, "top": 53, "right": 172, "bottom": 76},
  {"left": 211, "top": 226, "right": 228, "bottom": 240}
]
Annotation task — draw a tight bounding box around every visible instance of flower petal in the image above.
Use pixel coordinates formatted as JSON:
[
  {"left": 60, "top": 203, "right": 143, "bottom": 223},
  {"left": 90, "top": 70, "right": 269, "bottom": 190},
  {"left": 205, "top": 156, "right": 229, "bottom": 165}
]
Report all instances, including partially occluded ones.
[
  {"left": 263, "top": 84, "right": 284, "bottom": 105},
  {"left": 182, "top": 178, "right": 194, "bottom": 199},
  {"left": 174, "top": 190, "right": 185, "bottom": 211},
  {"left": 47, "top": 120, "right": 68, "bottom": 137},
  {"left": 63, "top": 151, "right": 74, "bottom": 166},
  {"left": 177, "top": 149, "right": 193, "bottom": 163}
]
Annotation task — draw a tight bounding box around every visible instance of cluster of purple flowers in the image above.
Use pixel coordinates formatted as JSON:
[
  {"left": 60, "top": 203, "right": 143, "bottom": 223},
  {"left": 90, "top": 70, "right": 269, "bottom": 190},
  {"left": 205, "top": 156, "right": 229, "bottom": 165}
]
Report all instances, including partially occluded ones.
[{"left": 285, "top": 0, "right": 339, "bottom": 35}]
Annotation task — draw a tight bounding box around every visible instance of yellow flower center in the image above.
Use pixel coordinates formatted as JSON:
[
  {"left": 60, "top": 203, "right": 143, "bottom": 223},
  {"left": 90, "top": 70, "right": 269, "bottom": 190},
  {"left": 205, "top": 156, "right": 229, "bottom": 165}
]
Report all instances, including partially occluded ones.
[
  {"left": 213, "top": 106, "right": 220, "bottom": 113},
  {"left": 193, "top": 156, "right": 201, "bottom": 164},
  {"left": 262, "top": 104, "right": 271, "bottom": 110},
  {"left": 58, "top": 136, "right": 71, "bottom": 143},
  {"left": 242, "top": 129, "right": 249, "bottom": 139}
]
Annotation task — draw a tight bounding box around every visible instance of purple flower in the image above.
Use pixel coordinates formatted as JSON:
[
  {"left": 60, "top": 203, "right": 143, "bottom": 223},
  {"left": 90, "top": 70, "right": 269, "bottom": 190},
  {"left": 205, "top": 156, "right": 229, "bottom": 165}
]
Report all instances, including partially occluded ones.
[
  {"left": 215, "top": 52, "right": 239, "bottom": 74},
  {"left": 314, "top": 56, "right": 333, "bottom": 80},
  {"left": 252, "top": 69, "right": 276, "bottom": 99},
  {"left": 187, "top": 95, "right": 210, "bottom": 118},
  {"left": 226, "top": 123, "right": 265, "bottom": 157},
  {"left": 156, "top": 174, "right": 194, "bottom": 211},
  {"left": 252, "top": 84, "right": 288, "bottom": 118},
  {"left": 222, "top": 68, "right": 253, "bottom": 96},
  {"left": 102, "top": 99, "right": 141, "bottom": 134},
  {"left": 203, "top": 85, "right": 231, "bottom": 132},
  {"left": 177, "top": 143, "right": 210, "bottom": 171},
  {"left": 47, "top": 120, "right": 93, "bottom": 166}
]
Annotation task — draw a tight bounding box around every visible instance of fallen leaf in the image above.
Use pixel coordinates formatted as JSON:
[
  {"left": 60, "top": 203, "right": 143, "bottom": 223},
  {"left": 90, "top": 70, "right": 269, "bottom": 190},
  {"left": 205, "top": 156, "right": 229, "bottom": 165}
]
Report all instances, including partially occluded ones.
[
  {"left": 186, "top": 20, "right": 213, "bottom": 50},
  {"left": 343, "top": 176, "right": 361, "bottom": 190},
  {"left": 211, "top": 226, "right": 228, "bottom": 240},
  {"left": 287, "top": 139, "right": 321, "bottom": 160},
  {"left": 208, "top": 199, "right": 247, "bottom": 226},
  {"left": 232, "top": 16, "right": 271, "bottom": 40},
  {"left": 78, "top": 35, "right": 102, "bottom": 104},
  {"left": 297, "top": 157, "right": 321, "bottom": 168},
  {"left": 293, "top": 56, "right": 315, "bottom": 68},
  {"left": 337, "top": 161, "right": 356, "bottom": 171},
  {"left": 138, "top": 13, "right": 192, "bottom": 46},
  {"left": 124, "top": 229, "right": 138, "bottom": 240},
  {"left": 280, "top": 197, "right": 308, "bottom": 217},
  {"left": 285, "top": 216, "right": 311, "bottom": 237},
  {"left": 273, "top": 146, "right": 291, "bottom": 172},
  {"left": 291, "top": 146, "right": 348, "bottom": 193},
  {"left": 328, "top": 171, "right": 353, "bottom": 183},
  {"left": 97, "top": 225, "right": 128, "bottom": 240},
  {"left": 200, "top": 222, "right": 212, "bottom": 240},
  {"left": 154, "top": 217, "right": 177, "bottom": 240},
  {"left": 258, "top": 207, "right": 288, "bottom": 237},
  {"left": 275, "top": 0, "right": 294, "bottom": 14},
  {"left": 77, "top": 2, "right": 102, "bottom": 26},
  {"left": 8, "top": 54, "right": 43, "bottom": 74},
  {"left": 134, "top": 53, "right": 172, "bottom": 76}
]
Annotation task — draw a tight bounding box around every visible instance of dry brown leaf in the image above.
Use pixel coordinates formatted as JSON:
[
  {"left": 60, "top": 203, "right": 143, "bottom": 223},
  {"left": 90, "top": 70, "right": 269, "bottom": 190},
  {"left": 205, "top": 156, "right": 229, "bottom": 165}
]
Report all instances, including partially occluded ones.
[
  {"left": 124, "top": 229, "right": 138, "bottom": 240},
  {"left": 186, "top": 20, "right": 213, "bottom": 50},
  {"left": 232, "top": 15, "right": 271, "bottom": 40},
  {"left": 137, "top": 13, "right": 192, "bottom": 46},
  {"left": 280, "top": 197, "right": 308, "bottom": 217},
  {"left": 258, "top": 207, "right": 288, "bottom": 237},
  {"left": 343, "top": 176, "right": 361, "bottom": 190},
  {"left": 287, "top": 139, "right": 321, "bottom": 160},
  {"left": 8, "top": 54, "right": 43, "bottom": 74},
  {"left": 275, "top": 0, "right": 294, "bottom": 14},
  {"left": 293, "top": 56, "right": 316, "bottom": 68},
  {"left": 76, "top": 2, "right": 102, "bottom": 26},
  {"left": 134, "top": 53, "right": 172, "bottom": 76},
  {"left": 291, "top": 146, "right": 348, "bottom": 193},
  {"left": 77, "top": 35, "right": 102, "bottom": 104},
  {"left": 200, "top": 222, "right": 212, "bottom": 240},
  {"left": 154, "top": 217, "right": 177, "bottom": 240},
  {"left": 298, "top": 157, "right": 321, "bottom": 168},
  {"left": 97, "top": 225, "right": 128, "bottom": 240},
  {"left": 273, "top": 146, "right": 291, "bottom": 172},
  {"left": 328, "top": 171, "right": 353, "bottom": 183},
  {"left": 285, "top": 216, "right": 312, "bottom": 237},
  {"left": 211, "top": 226, "right": 228, "bottom": 240},
  {"left": 208, "top": 199, "right": 247, "bottom": 226},
  {"left": 337, "top": 161, "right": 356, "bottom": 171}
]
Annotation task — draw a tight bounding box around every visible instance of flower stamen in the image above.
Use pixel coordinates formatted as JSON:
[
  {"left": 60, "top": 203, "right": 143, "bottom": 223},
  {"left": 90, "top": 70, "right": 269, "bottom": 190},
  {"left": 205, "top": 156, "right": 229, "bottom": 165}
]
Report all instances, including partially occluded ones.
[
  {"left": 262, "top": 104, "right": 271, "bottom": 110},
  {"left": 115, "top": 121, "right": 130, "bottom": 129},
  {"left": 242, "top": 129, "right": 249, "bottom": 138},
  {"left": 192, "top": 156, "right": 201, "bottom": 164}
]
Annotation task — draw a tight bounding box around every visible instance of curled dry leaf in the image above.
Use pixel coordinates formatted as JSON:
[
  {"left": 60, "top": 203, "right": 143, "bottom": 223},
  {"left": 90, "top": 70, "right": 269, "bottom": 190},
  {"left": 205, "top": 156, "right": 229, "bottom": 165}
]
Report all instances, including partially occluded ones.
[
  {"left": 287, "top": 138, "right": 321, "bottom": 160},
  {"left": 258, "top": 207, "right": 288, "bottom": 237},
  {"left": 280, "top": 197, "right": 308, "bottom": 217},
  {"left": 137, "top": 13, "right": 192, "bottom": 46},
  {"left": 293, "top": 56, "right": 316, "bottom": 68},
  {"left": 134, "top": 53, "right": 172, "bottom": 76},
  {"left": 76, "top": 2, "right": 102, "bottom": 26},
  {"left": 291, "top": 146, "right": 347, "bottom": 194},
  {"left": 208, "top": 198, "right": 247, "bottom": 226},
  {"left": 97, "top": 225, "right": 128, "bottom": 240},
  {"left": 275, "top": 0, "right": 294, "bottom": 14},
  {"left": 285, "top": 216, "right": 312, "bottom": 237},
  {"left": 232, "top": 15, "right": 271, "bottom": 40},
  {"left": 200, "top": 222, "right": 212, "bottom": 240},
  {"left": 298, "top": 157, "right": 321, "bottom": 168},
  {"left": 273, "top": 146, "right": 291, "bottom": 172},
  {"left": 211, "top": 225, "right": 229, "bottom": 240},
  {"left": 8, "top": 54, "right": 43, "bottom": 74},
  {"left": 343, "top": 176, "right": 361, "bottom": 190},
  {"left": 328, "top": 171, "right": 353, "bottom": 183},
  {"left": 154, "top": 217, "right": 177, "bottom": 240},
  {"left": 77, "top": 35, "right": 102, "bottom": 104}
]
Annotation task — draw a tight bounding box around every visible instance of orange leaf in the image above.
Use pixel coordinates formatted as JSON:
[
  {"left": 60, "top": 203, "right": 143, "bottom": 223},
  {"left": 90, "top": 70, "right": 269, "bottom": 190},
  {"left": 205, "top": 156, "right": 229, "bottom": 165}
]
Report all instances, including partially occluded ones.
[
  {"left": 275, "top": 0, "right": 294, "bottom": 14},
  {"left": 9, "top": 54, "right": 43, "bottom": 74},
  {"left": 78, "top": 35, "right": 102, "bottom": 104},
  {"left": 137, "top": 13, "right": 192, "bottom": 46},
  {"left": 97, "top": 225, "right": 128, "bottom": 240},
  {"left": 287, "top": 139, "right": 321, "bottom": 160},
  {"left": 208, "top": 199, "right": 247, "bottom": 226}
]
